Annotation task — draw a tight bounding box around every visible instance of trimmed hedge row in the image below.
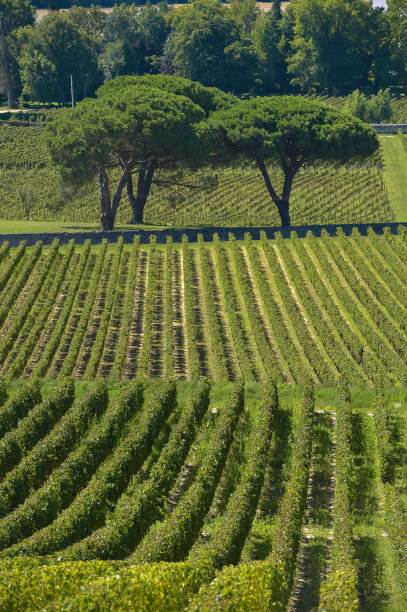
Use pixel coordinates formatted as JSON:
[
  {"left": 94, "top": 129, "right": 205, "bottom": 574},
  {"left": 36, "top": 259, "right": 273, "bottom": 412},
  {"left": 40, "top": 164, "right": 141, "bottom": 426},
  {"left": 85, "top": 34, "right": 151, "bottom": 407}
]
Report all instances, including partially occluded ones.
[
  {"left": 137, "top": 237, "right": 158, "bottom": 377},
  {"left": 0, "top": 377, "right": 74, "bottom": 479},
  {"left": 3, "top": 381, "right": 176, "bottom": 556},
  {"left": 0, "top": 240, "right": 26, "bottom": 293},
  {"left": 288, "top": 233, "right": 367, "bottom": 381},
  {"left": 320, "top": 230, "right": 404, "bottom": 382},
  {"left": 0, "top": 377, "right": 7, "bottom": 407},
  {"left": 364, "top": 228, "right": 407, "bottom": 305},
  {"left": 182, "top": 236, "right": 200, "bottom": 379},
  {"left": 58, "top": 239, "right": 108, "bottom": 376},
  {"left": 0, "top": 239, "right": 59, "bottom": 365},
  {"left": 187, "top": 559, "right": 287, "bottom": 611},
  {"left": 0, "top": 558, "right": 121, "bottom": 611},
  {"left": 52, "top": 561, "right": 207, "bottom": 612},
  {"left": 213, "top": 234, "right": 254, "bottom": 379},
  {"left": 189, "top": 381, "right": 277, "bottom": 571},
  {"left": 334, "top": 229, "right": 407, "bottom": 374},
  {"left": 319, "top": 379, "right": 359, "bottom": 612},
  {"left": 0, "top": 240, "right": 42, "bottom": 327},
  {"left": 31, "top": 241, "right": 92, "bottom": 378},
  {"left": 63, "top": 378, "right": 211, "bottom": 560},
  {"left": 0, "top": 240, "right": 9, "bottom": 265},
  {"left": 190, "top": 384, "right": 312, "bottom": 611},
  {"left": 164, "top": 236, "right": 175, "bottom": 377},
  {"left": 229, "top": 235, "right": 282, "bottom": 382},
  {"left": 111, "top": 237, "right": 140, "bottom": 379},
  {"left": 276, "top": 233, "right": 362, "bottom": 381},
  {"left": 132, "top": 380, "right": 245, "bottom": 563},
  {"left": 0, "top": 382, "right": 143, "bottom": 553},
  {"left": 197, "top": 234, "right": 229, "bottom": 380},
  {"left": 0, "top": 378, "right": 41, "bottom": 440},
  {"left": 5, "top": 240, "right": 76, "bottom": 379},
  {"left": 305, "top": 231, "right": 393, "bottom": 381},
  {"left": 247, "top": 238, "right": 303, "bottom": 382},
  {"left": 270, "top": 381, "right": 314, "bottom": 587},
  {"left": 383, "top": 484, "right": 407, "bottom": 602},
  {"left": 370, "top": 384, "right": 407, "bottom": 603},
  {"left": 372, "top": 384, "right": 393, "bottom": 483},
  {"left": 0, "top": 381, "right": 108, "bottom": 519},
  {"left": 262, "top": 235, "right": 328, "bottom": 382},
  {"left": 383, "top": 226, "right": 407, "bottom": 274},
  {"left": 83, "top": 238, "right": 124, "bottom": 379}
]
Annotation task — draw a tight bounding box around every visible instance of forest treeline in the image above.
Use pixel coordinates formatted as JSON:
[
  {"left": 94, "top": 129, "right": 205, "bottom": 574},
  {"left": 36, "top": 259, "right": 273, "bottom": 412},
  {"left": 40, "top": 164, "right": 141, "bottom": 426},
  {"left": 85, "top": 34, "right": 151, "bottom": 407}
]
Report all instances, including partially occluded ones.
[{"left": 1, "top": 0, "right": 407, "bottom": 107}]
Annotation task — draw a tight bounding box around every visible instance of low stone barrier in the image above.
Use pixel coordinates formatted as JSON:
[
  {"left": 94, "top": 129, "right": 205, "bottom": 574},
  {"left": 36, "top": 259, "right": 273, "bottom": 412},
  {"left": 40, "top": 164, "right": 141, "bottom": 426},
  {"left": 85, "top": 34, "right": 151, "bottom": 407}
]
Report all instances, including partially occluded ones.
[
  {"left": 370, "top": 124, "right": 407, "bottom": 134},
  {"left": 0, "top": 222, "right": 406, "bottom": 247}
]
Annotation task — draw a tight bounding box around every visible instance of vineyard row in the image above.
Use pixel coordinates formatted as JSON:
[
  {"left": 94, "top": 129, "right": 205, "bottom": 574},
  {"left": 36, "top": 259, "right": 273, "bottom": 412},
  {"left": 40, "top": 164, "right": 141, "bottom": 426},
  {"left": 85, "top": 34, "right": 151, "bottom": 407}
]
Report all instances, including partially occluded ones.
[
  {"left": 0, "top": 378, "right": 406, "bottom": 610},
  {"left": 2, "top": 229, "right": 407, "bottom": 383}
]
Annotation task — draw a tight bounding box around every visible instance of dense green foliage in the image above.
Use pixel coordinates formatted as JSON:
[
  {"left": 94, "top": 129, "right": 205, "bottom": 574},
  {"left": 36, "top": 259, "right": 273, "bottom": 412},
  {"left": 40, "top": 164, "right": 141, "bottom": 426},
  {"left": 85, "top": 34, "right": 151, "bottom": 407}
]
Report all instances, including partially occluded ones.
[
  {"left": 3, "top": 0, "right": 407, "bottom": 106},
  {"left": 43, "top": 75, "right": 235, "bottom": 229},
  {"left": 307, "top": 92, "right": 407, "bottom": 123},
  {"left": 344, "top": 89, "right": 393, "bottom": 124},
  {"left": 319, "top": 380, "right": 359, "bottom": 611},
  {"left": 210, "top": 96, "right": 378, "bottom": 225},
  {"left": 19, "top": 12, "right": 99, "bottom": 104},
  {"left": 0, "top": 0, "right": 407, "bottom": 105}
]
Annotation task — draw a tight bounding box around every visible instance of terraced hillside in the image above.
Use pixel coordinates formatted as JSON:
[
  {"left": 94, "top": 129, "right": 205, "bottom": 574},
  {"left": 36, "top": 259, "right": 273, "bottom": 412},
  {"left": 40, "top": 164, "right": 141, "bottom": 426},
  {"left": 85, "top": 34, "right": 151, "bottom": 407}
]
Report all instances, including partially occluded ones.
[
  {"left": 0, "top": 123, "right": 394, "bottom": 227},
  {"left": 1, "top": 228, "right": 407, "bottom": 383},
  {"left": 0, "top": 377, "right": 406, "bottom": 610}
]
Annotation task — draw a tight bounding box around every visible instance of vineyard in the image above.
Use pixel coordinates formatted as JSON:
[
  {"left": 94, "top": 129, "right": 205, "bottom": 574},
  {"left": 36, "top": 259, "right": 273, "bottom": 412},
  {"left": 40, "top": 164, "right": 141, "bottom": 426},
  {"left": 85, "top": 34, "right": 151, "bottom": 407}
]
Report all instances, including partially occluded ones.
[
  {"left": 1, "top": 229, "right": 407, "bottom": 384},
  {"left": 0, "top": 375, "right": 406, "bottom": 610},
  {"left": 0, "top": 123, "right": 395, "bottom": 227},
  {"left": 2, "top": 208, "right": 407, "bottom": 608},
  {"left": 307, "top": 93, "right": 407, "bottom": 124},
  {"left": 1, "top": 33, "right": 407, "bottom": 612}
]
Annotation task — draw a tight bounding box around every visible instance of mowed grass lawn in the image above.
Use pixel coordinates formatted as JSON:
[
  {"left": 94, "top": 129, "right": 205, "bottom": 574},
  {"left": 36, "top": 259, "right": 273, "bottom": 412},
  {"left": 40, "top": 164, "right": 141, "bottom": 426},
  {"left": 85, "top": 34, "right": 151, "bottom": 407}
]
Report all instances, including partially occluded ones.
[
  {"left": 0, "top": 219, "right": 169, "bottom": 234},
  {"left": 379, "top": 134, "right": 407, "bottom": 221}
]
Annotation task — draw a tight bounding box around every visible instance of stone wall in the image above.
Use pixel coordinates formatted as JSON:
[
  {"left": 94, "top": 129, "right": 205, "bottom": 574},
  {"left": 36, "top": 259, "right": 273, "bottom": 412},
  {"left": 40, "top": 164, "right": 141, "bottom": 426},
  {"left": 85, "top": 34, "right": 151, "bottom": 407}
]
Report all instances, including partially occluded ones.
[
  {"left": 370, "top": 124, "right": 407, "bottom": 134},
  {"left": 1, "top": 222, "right": 406, "bottom": 247}
]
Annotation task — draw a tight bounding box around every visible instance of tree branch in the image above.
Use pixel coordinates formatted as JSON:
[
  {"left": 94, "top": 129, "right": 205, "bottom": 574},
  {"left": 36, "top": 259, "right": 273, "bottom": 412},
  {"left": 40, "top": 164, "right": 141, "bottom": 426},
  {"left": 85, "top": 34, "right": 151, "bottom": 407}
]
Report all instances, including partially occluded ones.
[{"left": 256, "top": 159, "right": 281, "bottom": 205}]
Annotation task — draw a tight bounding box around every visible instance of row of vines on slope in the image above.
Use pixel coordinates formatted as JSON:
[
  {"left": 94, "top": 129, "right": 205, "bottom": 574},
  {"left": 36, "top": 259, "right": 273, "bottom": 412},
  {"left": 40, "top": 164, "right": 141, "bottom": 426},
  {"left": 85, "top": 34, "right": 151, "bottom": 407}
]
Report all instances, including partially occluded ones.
[
  {"left": 2, "top": 230, "right": 407, "bottom": 382},
  {"left": 0, "top": 378, "right": 406, "bottom": 609}
]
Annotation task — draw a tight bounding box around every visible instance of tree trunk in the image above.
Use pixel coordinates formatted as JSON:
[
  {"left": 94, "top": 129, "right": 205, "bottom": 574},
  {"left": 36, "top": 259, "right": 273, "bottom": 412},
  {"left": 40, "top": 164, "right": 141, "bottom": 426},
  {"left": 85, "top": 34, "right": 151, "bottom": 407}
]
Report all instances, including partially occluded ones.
[
  {"left": 128, "top": 162, "right": 156, "bottom": 223},
  {"left": 275, "top": 200, "right": 291, "bottom": 226},
  {"left": 101, "top": 213, "right": 114, "bottom": 231},
  {"left": 102, "top": 161, "right": 133, "bottom": 230},
  {"left": 0, "top": 11, "right": 13, "bottom": 108},
  {"left": 256, "top": 160, "right": 290, "bottom": 227},
  {"left": 256, "top": 159, "right": 300, "bottom": 228},
  {"left": 99, "top": 169, "right": 114, "bottom": 231},
  {"left": 98, "top": 172, "right": 107, "bottom": 217}
]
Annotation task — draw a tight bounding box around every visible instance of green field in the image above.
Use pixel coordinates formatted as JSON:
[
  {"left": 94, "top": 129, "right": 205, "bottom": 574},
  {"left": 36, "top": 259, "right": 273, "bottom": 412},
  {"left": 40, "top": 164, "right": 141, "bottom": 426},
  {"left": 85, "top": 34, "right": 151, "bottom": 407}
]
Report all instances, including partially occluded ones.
[
  {"left": 0, "top": 219, "right": 167, "bottom": 234},
  {"left": 0, "top": 123, "right": 395, "bottom": 229},
  {"left": 380, "top": 134, "right": 407, "bottom": 222}
]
